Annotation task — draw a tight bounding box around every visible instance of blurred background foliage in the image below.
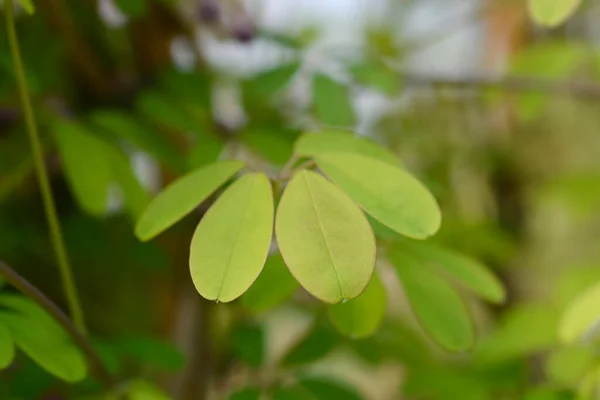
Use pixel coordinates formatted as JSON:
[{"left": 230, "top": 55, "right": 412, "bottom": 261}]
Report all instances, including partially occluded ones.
[{"left": 1, "top": 0, "right": 600, "bottom": 399}]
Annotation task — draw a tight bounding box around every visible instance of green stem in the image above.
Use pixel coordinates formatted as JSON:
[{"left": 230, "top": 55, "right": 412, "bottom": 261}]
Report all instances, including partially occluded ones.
[{"left": 5, "top": 1, "right": 87, "bottom": 335}]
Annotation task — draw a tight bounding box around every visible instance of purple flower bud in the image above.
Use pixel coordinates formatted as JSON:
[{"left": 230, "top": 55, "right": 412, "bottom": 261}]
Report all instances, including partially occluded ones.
[{"left": 197, "top": 0, "right": 220, "bottom": 23}]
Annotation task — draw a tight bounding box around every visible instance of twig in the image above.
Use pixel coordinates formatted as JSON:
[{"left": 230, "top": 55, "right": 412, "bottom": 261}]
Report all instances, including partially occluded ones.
[
  {"left": 0, "top": 261, "right": 114, "bottom": 388},
  {"left": 5, "top": 1, "right": 87, "bottom": 334}
]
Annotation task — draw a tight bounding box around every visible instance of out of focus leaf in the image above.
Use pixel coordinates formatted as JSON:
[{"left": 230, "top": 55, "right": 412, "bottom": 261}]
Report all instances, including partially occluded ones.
[
  {"left": 281, "top": 323, "right": 338, "bottom": 366},
  {"left": 404, "top": 367, "right": 488, "bottom": 400},
  {"left": 105, "top": 146, "right": 149, "bottom": 220},
  {"left": 522, "top": 387, "right": 575, "bottom": 400},
  {"left": 299, "top": 376, "right": 364, "bottom": 400},
  {"left": 328, "top": 272, "right": 386, "bottom": 338},
  {"left": 17, "top": 0, "right": 35, "bottom": 14},
  {"left": 527, "top": 0, "right": 582, "bottom": 27},
  {"left": 136, "top": 90, "right": 200, "bottom": 134},
  {"left": 135, "top": 160, "right": 244, "bottom": 241},
  {"left": 115, "top": 0, "right": 148, "bottom": 17},
  {"left": 242, "top": 128, "right": 295, "bottom": 166},
  {"left": 317, "top": 153, "right": 441, "bottom": 239},
  {"left": 229, "top": 387, "right": 261, "bottom": 400},
  {"left": 245, "top": 62, "right": 300, "bottom": 98},
  {"left": 0, "top": 320, "right": 14, "bottom": 369},
  {"left": 559, "top": 280, "right": 600, "bottom": 343},
  {"left": 231, "top": 322, "right": 264, "bottom": 367},
  {"left": 389, "top": 250, "right": 473, "bottom": 351},
  {"left": 350, "top": 60, "right": 399, "bottom": 95},
  {"left": 295, "top": 130, "right": 400, "bottom": 166},
  {"left": 275, "top": 170, "right": 376, "bottom": 303},
  {"left": 116, "top": 335, "right": 185, "bottom": 372},
  {"left": 187, "top": 136, "right": 224, "bottom": 169},
  {"left": 556, "top": 266, "right": 600, "bottom": 311},
  {"left": 241, "top": 253, "right": 299, "bottom": 313},
  {"left": 546, "top": 345, "right": 593, "bottom": 385},
  {"left": 312, "top": 74, "right": 355, "bottom": 127},
  {"left": 127, "top": 380, "right": 171, "bottom": 400},
  {"left": 190, "top": 173, "right": 273, "bottom": 302}
]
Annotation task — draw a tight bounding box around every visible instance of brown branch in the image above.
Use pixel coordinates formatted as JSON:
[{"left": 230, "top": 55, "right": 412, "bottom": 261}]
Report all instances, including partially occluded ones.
[{"left": 0, "top": 261, "right": 115, "bottom": 388}]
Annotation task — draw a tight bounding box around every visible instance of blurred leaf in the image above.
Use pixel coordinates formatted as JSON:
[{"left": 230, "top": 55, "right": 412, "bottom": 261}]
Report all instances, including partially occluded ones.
[
  {"left": 398, "top": 240, "right": 505, "bottom": 303},
  {"left": 404, "top": 367, "right": 488, "bottom": 400},
  {"left": 17, "top": 0, "right": 35, "bottom": 14},
  {"left": 136, "top": 90, "right": 200, "bottom": 134},
  {"left": 328, "top": 272, "right": 386, "bottom": 338},
  {"left": 231, "top": 323, "right": 264, "bottom": 367},
  {"left": 0, "top": 320, "right": 14, "bottom": 369},
  {"left": 389, "top": 250, "right": 474, "bottom": 351},
  {"left": 187, "top": 136, "right": 224, "bottom": 169},
  {"left": 245, "top": 62, "right": 300, "bottom": 98},
  {"left": 299, "top": 376, "right": 364, "bottom": 400},
  {"left": 241, "top": 253, "right": 299, "bottom": 313},
  {"left": 350, "top": 60, "right": 399, "bottom": 96},
  {"left": 522, "top": 387, "right": 575, "bottom": 400},
  {"left": 312, "top": 74, "right": 355, "bottom": 127},
  {"left": 527, "top": 0, "right": 582, "bottom": 27},
  {"left": 281, "top": 323, "right": 338, "bottom": 366},
  {"left": 275, "top": 170, "right": 376, "bottom": 303},
  {"left": 556, "top": 266, "right": 600, "bottom": 311},
  {"left": 159, "top": 68, "right": 211, "bottom": 107},
  {"left": 546, "top": 345, "right": 593, "bottom": 385},
  {"left": 105, "top": 146, "right": 149, "bottom": 220},
  {"left": 316, "top": 153, "right": 441, "bottom": 239},
  {"left": 135, "top": 160, "right": 244, "bottom": 241},
  {"left": 539, "top": 173, "right": 600, "bottom": 219},
  {"left": 91, "top": 338, "right": 121, "bottom": 375},
  {"left": 273, "top": 384, "right": 314, "bottom": 400},
  {"left": 116, "top": 335, "right": 185, "bottom": 372},
  {"left": 242, "top": 128, "right": 295, "bottom": 166},
  {"left": 127, "top": 380, "right": 172, "bottom": 400},
  {"left": 53, "top": 120, "right": 113, "bottom": 216},
  {"left": 476, "top": 304, "right": 558, "bottom": 365},
  {"left": 295, "top": 130, "right": 400, "bottom": 166},
  {"left": 229, "top": 387, "right": 261, "bottom": 400},
  {"left": 559, "top": 280, "right": 600, "bottom": 343},
  {"left": 190, "top": 173, "right": 273, "bottom": 302},
  {"left": 578, "top": 365, "right": 600, "bottom": 400},
  {"left": 0, "top": 295, "right": 87, "bottom": 382},
  {"left": 115, "top": 0, "right": 148, "bottom": 17}
]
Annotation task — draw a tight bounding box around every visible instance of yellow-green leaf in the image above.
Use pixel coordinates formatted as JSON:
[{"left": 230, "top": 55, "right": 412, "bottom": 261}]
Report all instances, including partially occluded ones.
[
  {"left": 559, "top": 280, "right": 600, "bottom": 343},
  {"left": 0, "top": 320, "right": 14, "bottom": 369},
  {"left": 528, "top": 0, "right": 582, "bottom": 27},
  {"left": 275, "top": 170, "right": 376, "bottom": 303},
  {"left": 316, "top": 153, "right": 441, "bottom": 239},
  {"left": 17, "top": 0, "right": 35, "bottom": 14},
  {"left": 313, "top": 74, "right": 355, "bottom": 127},
  {"left": 295, "top": 131, "right": 401, "bottom": 166},
  {"left": 190, "top": 173, "right": 273, "bottom": 302},
  {"left": 135, "top": 160, "right": 244, "bottom": 241},
  {"left": 328, "top": 272, "right": 386, "bottom": 338},
  {"left": 389, "top": 251, "right": 473, "bottom": 351},
  {"left": 241, "top": 253, "right": 299, "bottom": 313},
  {"left": 53, "top": 120, "right": 113, "bottom": 216}
]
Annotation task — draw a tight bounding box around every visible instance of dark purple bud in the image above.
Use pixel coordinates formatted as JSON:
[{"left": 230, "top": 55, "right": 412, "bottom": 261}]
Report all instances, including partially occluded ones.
[
  {"left": 233, "top": 17, "right": 254, "bottom": 43},
  {"left": 197, "top": 0, "right": 220, "bottom": 23}
]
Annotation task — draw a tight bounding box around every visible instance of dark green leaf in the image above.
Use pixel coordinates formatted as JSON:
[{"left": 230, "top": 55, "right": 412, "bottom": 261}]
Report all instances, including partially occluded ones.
[
  {"left": 300, "top": 376, "right": 364, "bottom": 400},
  {"left": 115, "top": 0, "right": 148, "bottom": 17},
  {"left": 229, "top": 387, "right": 261, "bottom": 400},
  {"left": 282, "top": 323, "right": 338, "bottom": 366},
  {"left": 136, "top": 90, "right": 200, "bottom": 134},
  {"left": 245, "top": 62, "right": 300, "bottom": 98},
  {"left": 126, "top": 380, "right": 171, "bottom": 400},
  {"left": 116, "top": 335, "right": 185, "bottom": 372},
  {"left": 312, "top": 74, "right": 355, "bottom": 127},
  {"left": 0, "top": 320, "right": 14, "bottom": 369},
  {"left": 231, "top": 323, "right": 264, "bottom": 367},
  {"left": 242, "top": 128, "right": 295, "bottom": 166},
  {"left": 187, "top": 136, "right": 224, "bottom": 169}
]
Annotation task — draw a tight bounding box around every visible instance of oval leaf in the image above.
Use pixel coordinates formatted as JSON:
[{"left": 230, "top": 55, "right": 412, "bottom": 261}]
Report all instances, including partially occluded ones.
[
  {"left": 135, "top": 160, "right": 244, "bottom": 241},
  {"left": 313, "top": 74, "right": 355, "bottom": 127},
  {"left": 276, "top": 170, "right": 376, "bottom": 303},
  {"left": 528, "top": 0, "right": 582, "bottom": 27},
  {"left": 281, "top": 323, "right": 338, "bottom": 366},
  {"left": 559, "top": 280, "right": 600, "bottom": 343},
  {"left": 0, "top": 320, "right": 14, "bottom": 369},
  {"left": 389, "top": 251, "right": 473, "bottom": 351},
  {"left": 316, "top": 153, "right": 441, "bottom": 239},
  {"left": 241, "top": 253, "right": 299, "bottom": 313},
  {"left": 400, "top": 241, "right": 505, "bottom": 303},
  {"left": 53, "top": 120, "right": 114, "bottom": 216},
  {"left": 328, "top": 272, "right": 386, "bottom": 338},
  {"left": 190, "top": 173, "right": 273, "bottom": 302},
  {"left": 295, "top": 131, "right": 400, "bottom": 166}
]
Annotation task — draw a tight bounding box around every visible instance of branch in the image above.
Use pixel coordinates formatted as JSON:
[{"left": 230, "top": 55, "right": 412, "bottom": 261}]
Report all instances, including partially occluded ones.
[{"left": 0, "top": 261, "right": 115, "bottom": 388}]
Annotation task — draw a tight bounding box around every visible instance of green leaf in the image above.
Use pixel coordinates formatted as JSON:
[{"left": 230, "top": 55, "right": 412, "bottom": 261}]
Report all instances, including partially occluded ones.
[
  {"left": 399, "top": 241, "right": 505, "bottom": 303},
  {"left": 136, "top": 90, "right": 200, "bottom": 134},
  {"left": 229, "top": 387, "right": 261, "bottom": 400},
  {"left": 312, "top": 74, "right": 355, "bottom": 127},
  {"left": 350, "top": 60, "right": 399, "bottom": 96},
  {"left": 114, "top": 0, "right": 147, "bottom": 17},
  {"left": 241, "top": 253, "right": 299, "bottom": 313},
  {"left": 328, "top": 272, "right": 386, "bottom": 338},
  {"left": 0, "top": 320, "right": 14, "bottom": 369},
  {"left": 559, "top": 280, "right": 600, "bottom": 343},
  {"left": 135, "top": 160, "right": 244, "bottom": 241},
  {"left": 546, "top": 345, "right": 593, "bottom": 385},
  {"left": 190, "top": 173, "right": 273, "bottom": 302},
  {"left": 17, "top": 0, "right": 35, "bottom": 14},
  {"left": 316, "top": 153, "right": 441, "bottom": 239},
  {"left": 300, "top": 377, "right": 364, "bottom": 400},
  {"left": 281, "top": 323, "right": 338, "bottom": 366},
  {"left": 273, "top": 385, "right": 314, "bottom": 400},
  {"left": 116, "top": 335, "right": 185, "bottom": 372},
  {"left": 389, "top": 250, "right": 473, "bottom": 351},
  {"left": 242, "top": 128, "right": 296, "bottom": 166},
  {"left": 528, "top": 0, "right": 582, "bottom": 27},
  {"left": 127, "top": 380, "right": 171, "bottom": 400},
  {"left": 231, "top": 323, "right": 264, "bottom": 367},
  {"left": 53, "top": 120, "right": 113, "bottom": 216},
  {"left": 187, "top": 136, "right": 224, "bottom": 169},
  {"left": 275, "top": 170, "right": 376, "bottom": 303},
  {"left": 0, "top": 295, "right": 86, "bottom": 382},
  {"left": 245, "top": 62, "right": 300, "bottom": 98},
  {"left": 294, "top": 131, "right": 400, "bottom": 166}
]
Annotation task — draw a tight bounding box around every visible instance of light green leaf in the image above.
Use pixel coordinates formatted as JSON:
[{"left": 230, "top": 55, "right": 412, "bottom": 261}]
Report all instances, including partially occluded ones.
[
  {"left": 241, "top": 253, "right": 299, "bottom": 313},
  {"left": 245, "top": 62, "right": 300, "bottom": 98},
  {"left": 0, "top": 295, "right": 86, "bottom": 382},
  {"left": 313, "top": 74, "right": 355, "bottom": 127},
  {"left": 300, "top": 377, "right": 364, "bottom": 400},
  {"left": 316, "top": 153, "right": 441, "bottom": 239},
  {"left": 275, "top": 170, "right": 376, "bottom": 303},
  {"left": 127, "top": 380, "right": 172, "bottom": 400},
  {"left": 389, "top": 251, "right": 473, "bottom": 351},
  {"left": 328, "top": 272, "right": 386, "bottom": 338},
  {"left": 559, "top": 280, "right": 600, "bottom": 343},
  {"left": 295, "top": 131, "right": 400, "bottom": 166},
  {"left": 190, "top": 173, "right": 273, "bottom": 302},
  {"left": 281, "top": 323, "right": 338, "bottom": 366},
  {"left": 399, "top": 241, "right": 505, "bottom": 303},
  {"left": 350, "top": 60, "right": 399, "bottom": 96},
  {"left": 0, "top": 320, "right": 14, "bottom": 369},
  {"left": 17, "top": 0, "right": 35, "bottom": 14},
  {"left": 528, "top": 0, "right": 582, "bottom": 27},
  {"left": 135, "top": 160, "right": 244, "bottom": 241},
  {"left": 53, "top": 120, "right": 113, "bottom": 216},
  {"left": 545, "top": 345, "right": 593, "bottom": 385},
  {"left": 114, "top": 0, "right": 147, "bottom": 17}
]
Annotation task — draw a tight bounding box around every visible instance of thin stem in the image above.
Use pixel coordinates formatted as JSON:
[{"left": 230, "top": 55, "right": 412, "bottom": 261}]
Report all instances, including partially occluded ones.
[
  {"left": 5, "top": 2, "right": 87, "bottom": 335},
  {"left": 0, "top": 261, "right": 114, "bottom": 387}
]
